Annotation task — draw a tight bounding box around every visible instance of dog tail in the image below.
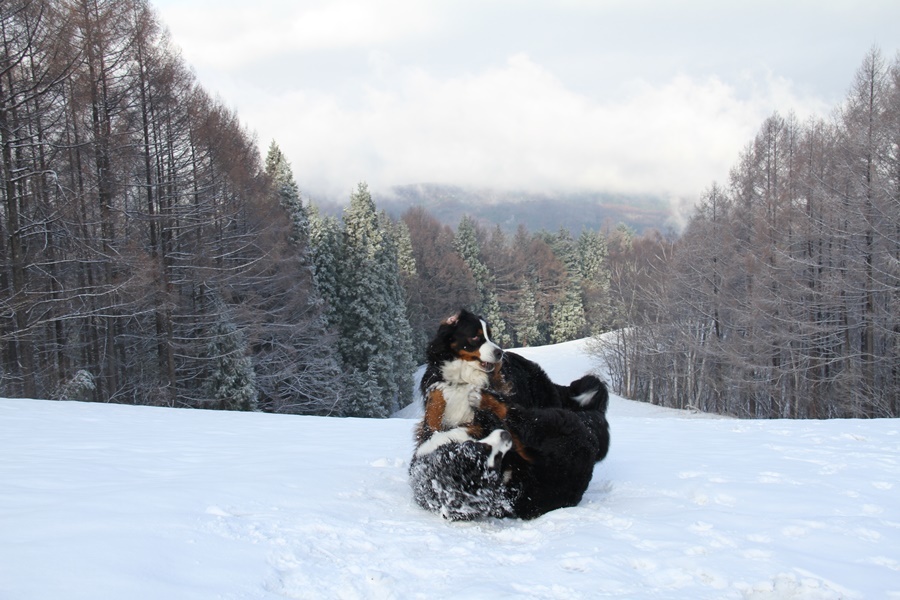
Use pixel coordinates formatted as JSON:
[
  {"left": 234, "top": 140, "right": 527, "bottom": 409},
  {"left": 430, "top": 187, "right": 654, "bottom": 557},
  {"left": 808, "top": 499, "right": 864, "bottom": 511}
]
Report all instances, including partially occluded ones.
[
  {"left": 565, "top": 375, "right": 609, "bottom": 413},
  {"left": 566, "top": 375, "right": 611, "bottom": 462}
]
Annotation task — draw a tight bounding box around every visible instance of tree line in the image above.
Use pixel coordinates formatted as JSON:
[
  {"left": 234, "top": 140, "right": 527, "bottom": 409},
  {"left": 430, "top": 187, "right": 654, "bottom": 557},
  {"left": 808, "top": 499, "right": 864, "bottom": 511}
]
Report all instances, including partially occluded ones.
[
  {"left": 0, "top": 0, "right": 344, "bottom": 412},
  {"left": 10, "top": 2, "right": 892, "bottom": 420},
  {"left": 0, "top": 0, "right": 617, "bottom": 416},
  {"left": 601, "top": 48, "right": 900, "bottom": 418}
]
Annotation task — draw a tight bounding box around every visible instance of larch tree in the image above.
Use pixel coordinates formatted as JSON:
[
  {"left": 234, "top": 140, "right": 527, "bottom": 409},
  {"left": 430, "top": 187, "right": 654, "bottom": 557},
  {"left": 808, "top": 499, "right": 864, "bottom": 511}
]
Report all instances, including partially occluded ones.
[
  {"left": 601, "top": 48, "right": 900, "bottom": 419},
  {"left": 401, "top": 206, "right": 478, "bottom": 357},
  {"left": 0, "top": 0, "right": 347, "bottom": 412},
  {"left": 1, "top": 0, "right": 74, "bottom": 398}
]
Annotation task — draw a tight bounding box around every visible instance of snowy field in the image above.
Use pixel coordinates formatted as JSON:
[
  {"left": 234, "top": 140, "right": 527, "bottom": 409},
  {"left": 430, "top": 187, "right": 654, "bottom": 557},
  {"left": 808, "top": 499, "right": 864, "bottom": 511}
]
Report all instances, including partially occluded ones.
[{"left": 2, "top": 340, "right": 899, "bottom": 599}]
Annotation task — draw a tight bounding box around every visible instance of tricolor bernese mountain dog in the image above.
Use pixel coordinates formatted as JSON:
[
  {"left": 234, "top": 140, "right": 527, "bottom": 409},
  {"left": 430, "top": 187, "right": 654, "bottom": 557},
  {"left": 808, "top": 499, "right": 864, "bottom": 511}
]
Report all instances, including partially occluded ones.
[{"left": 409, "top": 309, "right": 610, "bottom": 520}]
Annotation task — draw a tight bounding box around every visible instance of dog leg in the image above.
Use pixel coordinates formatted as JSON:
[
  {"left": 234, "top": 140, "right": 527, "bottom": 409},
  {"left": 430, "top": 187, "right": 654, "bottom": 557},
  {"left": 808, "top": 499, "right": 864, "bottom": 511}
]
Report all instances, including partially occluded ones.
[
  {"left": 478, "top": 392, "right": 508, "bottom": 419},
  {"left": 423, "top": 388, "right": 447, "bottom": 432}
]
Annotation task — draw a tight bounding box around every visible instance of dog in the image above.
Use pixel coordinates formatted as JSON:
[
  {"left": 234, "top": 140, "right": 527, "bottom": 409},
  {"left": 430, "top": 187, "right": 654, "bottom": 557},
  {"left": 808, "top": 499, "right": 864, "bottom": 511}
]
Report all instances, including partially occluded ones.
[
  {"left": 409, "top": 309, "right": 610, "bottom": 520},
  {"left": 412, "top": 309, "right": 508, "bottom": 460}
]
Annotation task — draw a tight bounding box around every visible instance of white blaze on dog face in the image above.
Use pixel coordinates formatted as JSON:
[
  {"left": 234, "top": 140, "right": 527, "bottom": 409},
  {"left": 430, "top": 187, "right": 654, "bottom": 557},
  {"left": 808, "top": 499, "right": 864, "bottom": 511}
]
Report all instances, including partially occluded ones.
[{"left": 478, "top": 319, "right": 502, "bottom": 364}]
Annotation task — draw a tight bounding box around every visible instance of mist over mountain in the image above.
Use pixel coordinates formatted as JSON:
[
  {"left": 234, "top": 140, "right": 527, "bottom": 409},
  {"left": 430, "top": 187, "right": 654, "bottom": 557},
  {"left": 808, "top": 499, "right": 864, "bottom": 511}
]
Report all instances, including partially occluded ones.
[
  {"left": 313, "top": 184, "right": 675, "bottom": 233},
  {"left": 387, "top": 184, "right": 676, "bottom": 233}
]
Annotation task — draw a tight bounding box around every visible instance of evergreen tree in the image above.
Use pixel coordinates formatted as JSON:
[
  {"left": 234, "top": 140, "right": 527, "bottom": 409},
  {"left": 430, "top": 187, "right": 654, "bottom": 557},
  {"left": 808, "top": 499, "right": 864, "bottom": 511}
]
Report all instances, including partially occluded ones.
[
  {"left": 512, "top": 280, "right": 541, "bottom": 346},
  {"left": 265, "top": 141, "right": 310, "bottom": 245},
  {"left": 378, "top": 212, "right": 418, "bottom": 412},
  {"left": 550, "top": 228, "right": 580, "bottom": 275},
  {"left": 308, "top": 206, "right": 344, "bottom": 329},
  {"left": 203, "top": 300, "right": 258, "bottom": 412},
  {"left": 330, "top": 183, "right": 416, "bottom": 416},
  {"left": 549, "top": 228, "right": 587, "bottom": 342},
  {"left": 342, "top": 365, "right": 385, "bottom": 418},
  {"left": 577, "top": 229, "right": 609, "bottom": 282},
  {"left": 339, "top": 183, "right": 387, "bottom": 370},
  {"left": 577, "top": 229, "right": 613, "bottom": 334},
  {"left": 551, "top": 286, "right": 587, "bottom": 343},
  {"left": 387, "top": 217, "right": 417, "bottom": 278},
  {"left": 52, "top": 370, "right": 97, "bottom": 402}
]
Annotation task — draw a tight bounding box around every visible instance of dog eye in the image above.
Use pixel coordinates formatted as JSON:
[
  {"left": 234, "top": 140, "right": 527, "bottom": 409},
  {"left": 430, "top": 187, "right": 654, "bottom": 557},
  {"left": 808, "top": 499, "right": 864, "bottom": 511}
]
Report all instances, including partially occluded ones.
[{"left": 467, "top": 336, "right": 480, "bottom": 345}]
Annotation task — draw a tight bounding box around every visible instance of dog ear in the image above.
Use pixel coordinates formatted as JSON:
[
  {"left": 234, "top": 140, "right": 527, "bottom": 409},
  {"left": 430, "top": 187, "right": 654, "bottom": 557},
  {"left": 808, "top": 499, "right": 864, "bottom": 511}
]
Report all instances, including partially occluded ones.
[{"left": 427, "top": 313, "right": 460, "bottom": 363}]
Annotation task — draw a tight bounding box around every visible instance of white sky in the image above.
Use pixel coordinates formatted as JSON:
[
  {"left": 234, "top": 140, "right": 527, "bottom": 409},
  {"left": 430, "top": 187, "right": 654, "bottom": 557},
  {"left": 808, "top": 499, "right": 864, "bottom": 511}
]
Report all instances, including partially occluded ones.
[{"left": 152, "top": 0, "right": 900, "bottom": 205}]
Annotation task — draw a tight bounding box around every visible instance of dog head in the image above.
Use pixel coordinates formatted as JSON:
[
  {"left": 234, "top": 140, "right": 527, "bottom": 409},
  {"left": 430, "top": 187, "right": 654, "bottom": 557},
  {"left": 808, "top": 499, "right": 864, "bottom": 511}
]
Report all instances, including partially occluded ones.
[{"left": 426, "top": 309, "right": 503, "bottom": 383}]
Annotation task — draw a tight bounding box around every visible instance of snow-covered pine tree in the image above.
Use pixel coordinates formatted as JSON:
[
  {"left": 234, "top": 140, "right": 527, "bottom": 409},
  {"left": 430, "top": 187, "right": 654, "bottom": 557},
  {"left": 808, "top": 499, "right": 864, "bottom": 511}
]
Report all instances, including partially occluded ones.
[
  {"left": 52, "top": 370, "right": 96, "bottom": 402},
  {"left": 308, "top": 206, "right": 344, "bottom": 330},
  {"left": 342, "top": 364, "right": 385, "bottom": 418},
  {"left": 335, "top": 183, "right": 416, "bottom": 417},
  {"left": 551, "top": 286, "right": 587, "bottom": 343},
  {"left": 577, "top": 229, "right": 613, "bottom": 334},
  {"left": 549, "top": 228, "right": 587, "bottom": 343},
  {"left": 338, "top": 183, "right": 386, "bottom": 371},
  {"left": 265, "top": 141, "right": 310, "bottom": 245},
  {"left": 388, "top": 217, "right": 417, "bottom": 278},
  {"left": 454, "top": 216, "right": 510, "bottom": 344},
  {"left": 203, "top": 298, "right": 258, "bottom": 411}
]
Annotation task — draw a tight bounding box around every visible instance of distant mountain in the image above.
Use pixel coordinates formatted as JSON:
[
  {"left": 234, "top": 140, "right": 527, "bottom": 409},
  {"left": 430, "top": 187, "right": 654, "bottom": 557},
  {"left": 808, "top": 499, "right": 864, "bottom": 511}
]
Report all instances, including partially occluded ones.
[{"left": 374, "top": 184, "right": 674, "bottom": 234}]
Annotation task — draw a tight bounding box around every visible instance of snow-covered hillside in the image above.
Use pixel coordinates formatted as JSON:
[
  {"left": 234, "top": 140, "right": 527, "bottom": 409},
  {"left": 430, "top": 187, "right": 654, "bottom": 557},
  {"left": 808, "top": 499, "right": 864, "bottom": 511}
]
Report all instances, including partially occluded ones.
[{"left": 2, "top": 340, "right": 899, "bottom": 599}]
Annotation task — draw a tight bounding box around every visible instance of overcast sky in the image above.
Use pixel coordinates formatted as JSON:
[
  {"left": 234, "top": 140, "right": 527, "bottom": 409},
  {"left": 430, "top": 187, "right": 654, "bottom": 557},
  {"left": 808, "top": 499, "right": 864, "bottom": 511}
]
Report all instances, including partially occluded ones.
[{"left": 152, "top": 0, "right": 899, "bottom": 206}]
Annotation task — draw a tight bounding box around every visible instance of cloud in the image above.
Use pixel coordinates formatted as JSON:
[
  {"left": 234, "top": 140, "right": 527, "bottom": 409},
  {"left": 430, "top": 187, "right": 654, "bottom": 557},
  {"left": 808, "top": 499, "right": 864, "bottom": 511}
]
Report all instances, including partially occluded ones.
[
  {"left": 158, "top": 0, "right": 436, "bottom": 68},
  {"left": 235, "top": 54, "right": 827, "bottom": 201},
  {"left": 153, "top": 0, "right": 891, "bottom": 209}
]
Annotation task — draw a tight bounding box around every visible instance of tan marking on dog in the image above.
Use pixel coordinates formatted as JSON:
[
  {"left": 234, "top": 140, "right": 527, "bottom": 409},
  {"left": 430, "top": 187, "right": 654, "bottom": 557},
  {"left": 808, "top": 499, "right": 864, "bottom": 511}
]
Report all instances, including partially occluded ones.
[{"left": 424, "top": 388, "right": 446, "bottom": 433}]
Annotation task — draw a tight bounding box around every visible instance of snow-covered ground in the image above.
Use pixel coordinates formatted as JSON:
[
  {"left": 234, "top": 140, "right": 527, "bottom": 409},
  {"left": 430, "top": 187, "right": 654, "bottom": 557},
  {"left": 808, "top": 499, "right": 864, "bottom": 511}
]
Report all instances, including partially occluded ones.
[{"left": 2, "top": 339, "right": 899, "bottom": 599}]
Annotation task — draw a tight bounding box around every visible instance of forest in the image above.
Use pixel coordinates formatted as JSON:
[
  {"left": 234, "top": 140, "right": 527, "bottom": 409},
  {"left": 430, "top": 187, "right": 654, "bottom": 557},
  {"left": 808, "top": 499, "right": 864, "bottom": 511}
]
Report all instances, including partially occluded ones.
[
  {"left": 2, "top": 1, "right": 897, "bottom": 418},
  {"left": 604, "top": 48, "right": 900, "bottom": 419},
  {"left": 0, "top": 0, "right": 616, "bottom": 417}
]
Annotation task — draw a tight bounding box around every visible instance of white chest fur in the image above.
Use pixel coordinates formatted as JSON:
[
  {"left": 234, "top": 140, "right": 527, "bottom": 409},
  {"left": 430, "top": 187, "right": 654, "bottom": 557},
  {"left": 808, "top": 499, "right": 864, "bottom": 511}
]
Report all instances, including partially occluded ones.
[
  {"left": 440, "top": 358, "right": 490, "bottom": 388},
  {"left": 433, "top": 382, "right": 478, "bottom": 428}
]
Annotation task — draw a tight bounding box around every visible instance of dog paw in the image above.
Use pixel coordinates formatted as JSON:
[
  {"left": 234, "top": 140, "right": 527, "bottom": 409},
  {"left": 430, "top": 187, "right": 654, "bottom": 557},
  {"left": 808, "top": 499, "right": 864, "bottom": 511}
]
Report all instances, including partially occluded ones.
[{"left": 480, "top": 429, "right": 513, "bottom": 470}]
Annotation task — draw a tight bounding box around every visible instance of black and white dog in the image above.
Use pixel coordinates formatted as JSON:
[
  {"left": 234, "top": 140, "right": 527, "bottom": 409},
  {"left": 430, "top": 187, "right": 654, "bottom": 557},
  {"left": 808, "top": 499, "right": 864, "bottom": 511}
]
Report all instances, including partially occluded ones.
[{"left": 409, "top": 309, "right": 610, "bottom": 520}]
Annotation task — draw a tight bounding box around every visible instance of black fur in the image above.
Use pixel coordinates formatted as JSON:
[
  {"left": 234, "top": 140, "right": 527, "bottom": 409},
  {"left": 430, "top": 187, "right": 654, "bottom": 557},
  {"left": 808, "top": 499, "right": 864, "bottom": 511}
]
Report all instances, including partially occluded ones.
[
  {"left": 500, "top": 405, "right": 605, "bottom": 519},
  {"left": 409, "top": 440, "right": 515, "bottom": 520},
  {"left": 409, "top": 310, "right": 611, "bottom": 520}
]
